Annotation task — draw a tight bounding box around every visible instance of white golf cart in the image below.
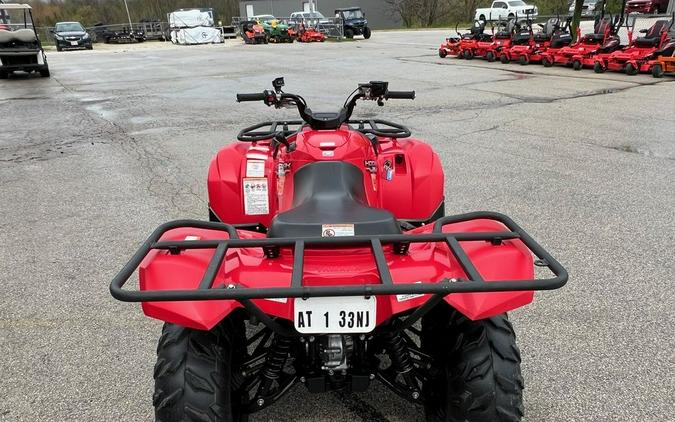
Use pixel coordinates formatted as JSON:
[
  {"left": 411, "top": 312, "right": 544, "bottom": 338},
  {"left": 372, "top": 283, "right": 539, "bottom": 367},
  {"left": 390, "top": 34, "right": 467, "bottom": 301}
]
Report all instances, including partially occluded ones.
[{"left": 0, "top": 3, "right": 50, "bottom": 78}]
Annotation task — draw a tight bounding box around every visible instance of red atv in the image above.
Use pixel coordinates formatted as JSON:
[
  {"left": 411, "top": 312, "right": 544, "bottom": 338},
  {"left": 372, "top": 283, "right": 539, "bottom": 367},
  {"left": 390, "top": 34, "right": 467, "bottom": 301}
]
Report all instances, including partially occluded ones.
[{"left": 111, "top": 78, "right": 568, "bottom": 422}]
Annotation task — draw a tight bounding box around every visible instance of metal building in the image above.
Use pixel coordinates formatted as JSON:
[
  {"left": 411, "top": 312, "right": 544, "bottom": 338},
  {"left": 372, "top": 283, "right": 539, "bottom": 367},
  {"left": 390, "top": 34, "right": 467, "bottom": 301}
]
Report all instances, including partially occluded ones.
[{"left": 238, "top": 0, "right": 403, "bottom": 29}]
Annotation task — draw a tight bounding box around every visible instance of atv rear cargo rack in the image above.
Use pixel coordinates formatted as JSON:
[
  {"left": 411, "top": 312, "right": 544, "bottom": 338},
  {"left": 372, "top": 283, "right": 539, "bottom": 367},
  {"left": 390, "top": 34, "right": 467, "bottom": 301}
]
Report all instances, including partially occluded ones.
[{"left": 111, "top": 211, "right": 567, "bottom": 303}]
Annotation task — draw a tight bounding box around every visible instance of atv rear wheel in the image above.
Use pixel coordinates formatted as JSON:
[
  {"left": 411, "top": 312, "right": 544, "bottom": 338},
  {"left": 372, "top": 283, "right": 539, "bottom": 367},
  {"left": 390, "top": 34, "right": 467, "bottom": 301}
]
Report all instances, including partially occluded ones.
[
  {"left": 572, "top": 60, "right": 582, "bottom": 71},
  {"left": 422, "top": 303, "right": 523, "bottom": 422},
  {"left": 463, "top": 49, "right": 474, "bottom": 60},
  {"left": 518, "top": 55, "right": 528, "bottom": 65},
  {"left": 542, "top": 57, "right": 553, "bottom": 67},
  {"left": 344, "top": 28, "right": 354, "bottom": 39},
  {"left": 486, "top": 51, "right": 495, "bottom": 62},
  {"left": 500, "top": 54, "right": 509, "bottom": 64},
  {"left": 153, "top": 314, "right": 248, "bottom": 422}
]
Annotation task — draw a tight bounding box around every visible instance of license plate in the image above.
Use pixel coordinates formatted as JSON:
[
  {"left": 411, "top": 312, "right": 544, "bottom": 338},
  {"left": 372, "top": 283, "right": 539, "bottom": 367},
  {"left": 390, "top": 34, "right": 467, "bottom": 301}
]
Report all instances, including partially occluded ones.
[
  {"left": 70, "top": 41, "right": 78, "bottom": 46},
  {"left": 294, "top": 296, "right": 376, "bottom": 334}
]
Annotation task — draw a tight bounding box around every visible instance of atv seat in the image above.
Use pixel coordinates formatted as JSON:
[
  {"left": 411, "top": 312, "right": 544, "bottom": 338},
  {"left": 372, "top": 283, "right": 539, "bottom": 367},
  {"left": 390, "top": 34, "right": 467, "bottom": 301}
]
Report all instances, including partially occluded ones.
[{"left": 268, "top": 161, "right": 401, "bottom": 238}]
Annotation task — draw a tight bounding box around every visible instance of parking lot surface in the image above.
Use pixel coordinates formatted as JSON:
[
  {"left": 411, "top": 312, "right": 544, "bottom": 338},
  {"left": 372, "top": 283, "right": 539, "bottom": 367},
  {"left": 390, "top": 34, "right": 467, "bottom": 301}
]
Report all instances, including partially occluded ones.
[{"left": 1, "top": 29, "right": 674, "bottom": 422}]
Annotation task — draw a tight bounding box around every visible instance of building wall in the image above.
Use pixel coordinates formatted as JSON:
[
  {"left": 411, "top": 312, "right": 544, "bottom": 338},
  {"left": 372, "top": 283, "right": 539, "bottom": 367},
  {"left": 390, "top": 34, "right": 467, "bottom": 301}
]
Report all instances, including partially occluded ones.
[{"left": 238, "top": 0, "right": 402, "bottom": 29}]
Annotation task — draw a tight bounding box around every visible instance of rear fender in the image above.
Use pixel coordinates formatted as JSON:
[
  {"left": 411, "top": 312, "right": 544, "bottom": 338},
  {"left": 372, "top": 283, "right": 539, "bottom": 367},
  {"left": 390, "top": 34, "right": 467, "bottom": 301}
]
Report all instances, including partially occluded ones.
[
  {"left": 140, "top": 228, "right": 243, "bottom": 330},
  {"left": 439, "top": 219, "right": 534, "bottom": 320}
]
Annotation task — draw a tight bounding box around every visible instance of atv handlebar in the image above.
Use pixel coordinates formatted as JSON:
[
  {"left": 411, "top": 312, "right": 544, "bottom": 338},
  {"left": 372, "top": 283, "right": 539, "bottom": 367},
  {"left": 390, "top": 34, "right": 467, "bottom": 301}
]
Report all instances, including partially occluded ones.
[
  {"left": 384, "top": 90, "right": 415, "bottom": 100},
  {"left": 236, "top": 92, "right": 269, "bottom": 102},
  {"left": 236, "top": 78, "right": 415, "bottom": 131}
]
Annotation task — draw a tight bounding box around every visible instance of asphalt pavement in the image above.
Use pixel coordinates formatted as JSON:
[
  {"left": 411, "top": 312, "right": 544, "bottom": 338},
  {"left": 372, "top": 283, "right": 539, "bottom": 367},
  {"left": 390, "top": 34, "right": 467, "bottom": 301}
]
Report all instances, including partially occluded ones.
[{"left": 1, "top": 29, "right": 674, "bottom": 422}]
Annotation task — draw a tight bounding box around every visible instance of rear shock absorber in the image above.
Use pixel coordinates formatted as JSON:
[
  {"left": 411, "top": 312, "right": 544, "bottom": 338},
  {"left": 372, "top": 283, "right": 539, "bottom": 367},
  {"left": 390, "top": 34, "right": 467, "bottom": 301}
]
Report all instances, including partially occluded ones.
[
  {"left": 256, "top": 335, "right": 292, "bottom": 399},
  {"left": 383, "top": 331, "right": 419, "bottom": 398}
]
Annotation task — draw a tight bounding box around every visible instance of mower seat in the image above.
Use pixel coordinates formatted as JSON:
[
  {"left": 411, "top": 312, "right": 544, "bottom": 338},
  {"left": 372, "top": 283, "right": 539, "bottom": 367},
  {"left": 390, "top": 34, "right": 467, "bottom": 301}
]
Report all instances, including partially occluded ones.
[
  {"left": 533, "top": 32, "right": 550, "bottom": 42},
  {"left": 268, "top": 161, "right": 401, "bottom": 238},
  {"left": 582, "top": 33, "right": 605, "bottom": 43},
  {"left": 634, "top": 37, "right": 660, "bottom": 47},
  {"left": 512, "top": 32, "right": 531, "bottom": 44},
  {"left": 550, "top": 34, "right": 572, "bottom": 48},
  {"left": 635, "top": 20, "right": 669, "bottom": 47}
]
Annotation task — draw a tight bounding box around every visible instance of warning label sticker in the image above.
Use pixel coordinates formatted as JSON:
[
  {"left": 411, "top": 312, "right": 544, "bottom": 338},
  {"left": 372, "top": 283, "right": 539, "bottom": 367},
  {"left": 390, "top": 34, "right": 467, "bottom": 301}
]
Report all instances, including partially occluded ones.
[
  {"left": 396, "top": 281, "right": 424, "bottom": 302},
  {"left": 246, "top": 160, "right": 266, "bottom": 177},
  {"left": 321, "top": 224, "right": 355, "bottom": 237},
  {"left": 243, "top": 178, "right": 269, "bottom": 215}
]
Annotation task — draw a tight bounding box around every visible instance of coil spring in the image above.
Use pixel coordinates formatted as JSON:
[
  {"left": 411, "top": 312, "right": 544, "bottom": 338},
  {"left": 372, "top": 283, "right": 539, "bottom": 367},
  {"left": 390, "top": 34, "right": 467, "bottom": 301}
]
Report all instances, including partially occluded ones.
[
  {"left": 262, "top": 335, "right": 292, "bottom": 381},
  {"left": 383, "top": 332, "right": 413, "bottom": 374}
]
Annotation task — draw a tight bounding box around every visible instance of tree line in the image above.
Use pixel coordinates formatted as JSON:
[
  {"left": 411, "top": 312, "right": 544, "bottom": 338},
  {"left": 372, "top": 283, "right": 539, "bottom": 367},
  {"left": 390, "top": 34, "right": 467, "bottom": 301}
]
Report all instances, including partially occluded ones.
[
  {"left": 27, "top": 0, "right": 238, "bottom": 27},
  {"left": 26, "top": 0, "right": 628, "bottom": 28}
]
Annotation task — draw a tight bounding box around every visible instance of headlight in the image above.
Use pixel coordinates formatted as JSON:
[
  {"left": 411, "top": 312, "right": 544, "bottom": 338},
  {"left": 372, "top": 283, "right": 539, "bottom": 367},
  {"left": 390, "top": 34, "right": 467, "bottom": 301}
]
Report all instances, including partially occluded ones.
[
  {"left": 54, "top": 34, "right": 63, "bottom": 40},
  {"left": 83, "top": 33, "right": 90, "bottom": 39}
]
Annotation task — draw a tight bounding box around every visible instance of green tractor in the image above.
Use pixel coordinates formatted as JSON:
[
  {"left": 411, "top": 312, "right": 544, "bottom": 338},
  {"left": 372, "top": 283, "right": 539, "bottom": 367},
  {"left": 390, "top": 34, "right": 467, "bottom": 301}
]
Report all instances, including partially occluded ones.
[{"left": 261, "top": 19, "right": 294, "bottom": 43}]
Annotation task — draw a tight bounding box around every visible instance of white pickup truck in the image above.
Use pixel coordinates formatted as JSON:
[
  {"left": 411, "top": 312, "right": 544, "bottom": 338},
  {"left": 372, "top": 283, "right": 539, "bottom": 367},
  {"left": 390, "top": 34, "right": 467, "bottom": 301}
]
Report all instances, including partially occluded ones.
[{"left": 474, "top": 0, "right": 538, "bottom": 21}]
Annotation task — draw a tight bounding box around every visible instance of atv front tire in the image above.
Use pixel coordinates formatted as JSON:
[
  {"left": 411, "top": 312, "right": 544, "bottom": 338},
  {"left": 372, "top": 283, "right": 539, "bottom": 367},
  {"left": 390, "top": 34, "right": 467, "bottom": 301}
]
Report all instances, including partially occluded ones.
[
  {"left": 153, "top": 314, "right": 248, "bottom": 422},
  {"left": 363, "top": 26, "right": 372, "bottom": 39},
  {"left": 422, "top": 303, "right": 523, "bottom": 422}
]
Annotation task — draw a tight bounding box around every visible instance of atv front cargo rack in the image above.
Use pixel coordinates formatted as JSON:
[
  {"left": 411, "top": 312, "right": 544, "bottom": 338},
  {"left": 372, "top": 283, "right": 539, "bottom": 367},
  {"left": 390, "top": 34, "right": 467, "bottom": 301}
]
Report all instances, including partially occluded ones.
[{"left": 110, "top": 211, "right": 567, "bottom": 303}]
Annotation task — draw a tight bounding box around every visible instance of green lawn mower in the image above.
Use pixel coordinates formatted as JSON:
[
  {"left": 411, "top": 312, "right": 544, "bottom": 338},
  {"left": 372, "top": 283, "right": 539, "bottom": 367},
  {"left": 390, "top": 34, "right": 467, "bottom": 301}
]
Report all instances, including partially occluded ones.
[{"left": 262, "top": 19, "right": 293, "bottom": 43}]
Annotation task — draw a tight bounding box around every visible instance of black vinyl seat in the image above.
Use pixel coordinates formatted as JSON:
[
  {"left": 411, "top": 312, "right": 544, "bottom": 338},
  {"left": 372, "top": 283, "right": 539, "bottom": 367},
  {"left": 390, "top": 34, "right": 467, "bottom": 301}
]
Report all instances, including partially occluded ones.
[
  {"left": 268, "top": 161, "right": 401, "bottom": 238},
  {"left": 551, "top": 34, "right": 572, "bottom": 48},
  {"left": 635, "top": 20, "right": 669, "bottom": 47}
]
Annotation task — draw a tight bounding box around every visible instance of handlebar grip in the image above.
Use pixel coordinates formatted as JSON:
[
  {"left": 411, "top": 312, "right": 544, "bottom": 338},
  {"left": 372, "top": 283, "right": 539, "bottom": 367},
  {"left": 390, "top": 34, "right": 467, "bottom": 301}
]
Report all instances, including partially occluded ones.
[
  {"left": 385, "top": 91, "right": 416, "bottom": 100},
  {"left": 236, "top": 92, "right": 267, "bottom": 102}
]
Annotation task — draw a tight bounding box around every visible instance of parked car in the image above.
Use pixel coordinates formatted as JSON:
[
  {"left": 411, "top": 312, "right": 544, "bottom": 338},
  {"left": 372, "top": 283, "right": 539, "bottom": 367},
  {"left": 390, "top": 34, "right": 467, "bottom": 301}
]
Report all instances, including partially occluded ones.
[
  {"left": 289, "top": 11, "right": 331, "bottom": 28},
  {"left": 53, "top": 21, "right": 92, "bottom": 51},
  {"left": 568, "top": 0, "right": 601, "bottom": 16},
  {"left": 0, "top": 3, "right": 50, "bottom": 78},
  {"left": 335, "top": 7, "right": 371, "bottom": 39},
  {"left": 475, "top": 0, "right": 538, "bottom": 21},
  {"left": 625, "top": 0, "right": 668, "bottom": 14},
  {"left": 250, "top": 14, "right": 275, "bottom": 22}
]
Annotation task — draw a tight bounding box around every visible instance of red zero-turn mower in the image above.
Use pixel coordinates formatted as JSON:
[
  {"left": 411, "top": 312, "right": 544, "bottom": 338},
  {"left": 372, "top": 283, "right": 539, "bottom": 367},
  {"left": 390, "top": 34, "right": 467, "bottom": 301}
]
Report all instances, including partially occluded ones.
[
  {"left": 292, "top": 22, "right": 326, "bottom": 43},
  {"left": 508, "top": 17, "right": 571, "bottom": 65},
  {"left": 111, "top": 78, "right": 568, "bottom": 422},
  {"left": 457, "top": 20, "right": 492, "bottom": 59},
  {"left": 539, "top": 17, "right": 574, "bottom": 67},
  {"left": 552, "top": 14, "right": 617, "bottom": 69},
  {"left": 486, "top": 18, "right": 519, "bottom": 62},
  {"left": 595, "top": 14, "right": 674, "bottom": 75},
  {"left": 438, "top": 30, "right": 461, "bottom": 58}
]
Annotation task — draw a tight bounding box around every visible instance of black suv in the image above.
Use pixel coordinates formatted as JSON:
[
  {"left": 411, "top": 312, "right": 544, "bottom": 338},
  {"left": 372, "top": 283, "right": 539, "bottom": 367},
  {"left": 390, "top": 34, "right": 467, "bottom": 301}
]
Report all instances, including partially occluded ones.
[
  {"left": 53, "top": 21, "right": 92, "bottom": 51},
  {"left": 335, "top": 7, "right": 371, "bottom": 39}
]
